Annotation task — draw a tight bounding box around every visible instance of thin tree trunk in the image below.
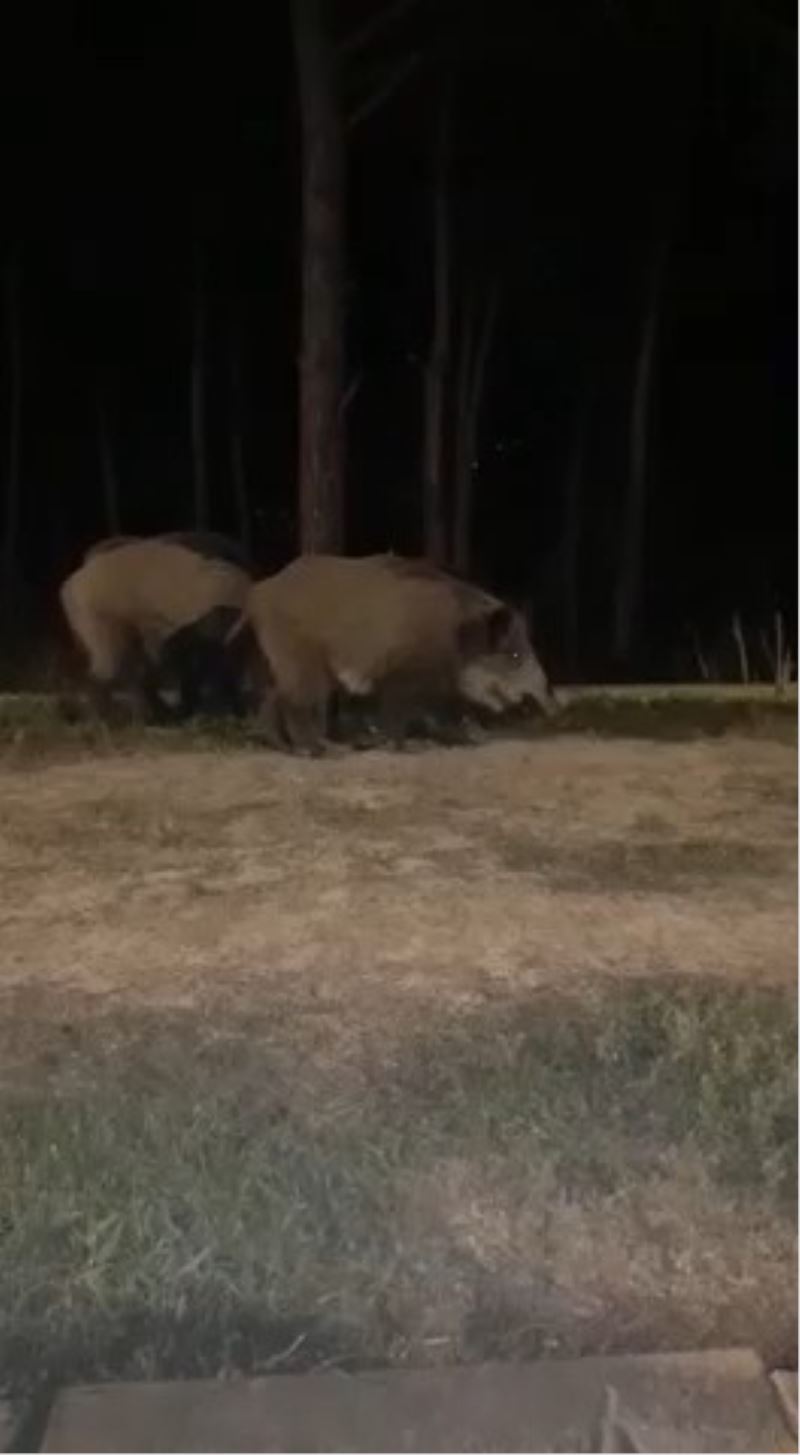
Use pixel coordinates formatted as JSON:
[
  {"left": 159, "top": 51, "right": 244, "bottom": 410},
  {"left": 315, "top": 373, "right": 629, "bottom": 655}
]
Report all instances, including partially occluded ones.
[
  {"left": 422, "top": 102, "right": 451, "bottom": 565},
  {"left": 451, "top": 281, "right": 499, "bottom": 576},
  {"left": 561, "top": 398, "right": 588, "bottom": 673},
  {"left": 291, "top": 0, "right": 346, "bottom": 554},
  {"left": 2, "top": 261, "right": 21, "bottom": 611},
  {"left": 228, "top": 333, "right": 252, "bottom": 557},
  {"left": 191, "top": 252, "right": 209, "bottom": 529},
  {"left": 612, "top": 237, "right": 668, "bottom": 662},
  {"left": 451, "top": 290, "right": 475, "bottom": 574},
  {"left": 96, "top": 394, "right": 121, "bottom": 535}
]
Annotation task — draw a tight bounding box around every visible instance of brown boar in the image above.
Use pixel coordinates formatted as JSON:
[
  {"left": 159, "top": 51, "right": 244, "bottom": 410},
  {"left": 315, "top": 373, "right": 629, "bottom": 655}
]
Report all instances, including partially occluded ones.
[
  {"left": 61, "top": 538, "right": 251, "bottom": 721},
  {"left": 85, "top": 531, "right": 251, "bottom": 572},
  {"left": 233, "top": 553, "right": 555, "bottom": 752}
]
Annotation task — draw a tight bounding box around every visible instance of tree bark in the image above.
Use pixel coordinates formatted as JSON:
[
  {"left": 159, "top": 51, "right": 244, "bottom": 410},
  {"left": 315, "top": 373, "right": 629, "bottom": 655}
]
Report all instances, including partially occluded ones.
[
  {"left": 191, "top": 253, "right": 209, "bottom": 530},
  {"left": 422, "top": 102, "right": 451, "bottom": 565},
  {"left": 96, "top": 394, "right": 121, "bottom": 536},
  {"left": 228, "top": 333, "right": 252, "bottom": 558},
  {"left": 561, "top": 397, "right": 588, "bottom": 674},
  {"left": 291, "top": 0, "right": 346, "bottom": 554},
  {"left": 451, "top": 290, "right": 475, "bottom": 575},
  {"left": 2, "top": 261, "right": 21, "bottom": 610},
  {"left": 452, "top": 281, "right": 499, "bottom": 576},
  {"left": 612, "top": 237, "right": 668, "bottom": 662}
]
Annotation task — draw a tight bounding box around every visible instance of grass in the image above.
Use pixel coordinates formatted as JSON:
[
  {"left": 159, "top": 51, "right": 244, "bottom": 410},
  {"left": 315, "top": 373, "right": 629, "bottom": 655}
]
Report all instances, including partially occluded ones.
[
  {"left": 0, "top": 687, "right": 794, "bottom": 1412},
  {"left": 0, "top": 687, "right": 794, "bottom": 765},
  {"left": 495, "top": 831, "right": 788, "bottom": 891},
  {"left": 541, "top": 693, "right": 796, "bottom": 743},
  {"left": 0, "top": 977, "right": 795, "bottom": 1398}
]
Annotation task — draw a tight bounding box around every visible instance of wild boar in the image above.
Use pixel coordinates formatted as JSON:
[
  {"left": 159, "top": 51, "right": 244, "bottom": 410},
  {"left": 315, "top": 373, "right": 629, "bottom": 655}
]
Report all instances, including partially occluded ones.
[
  {"left": 61, "top": 538, "right": 251, "bottom": 721},
  {"left": 232, "top": 553, "right": 555, "bottom": 752},
  {"left": 85, "top": 531, "right": 251, "bottom": 572}
]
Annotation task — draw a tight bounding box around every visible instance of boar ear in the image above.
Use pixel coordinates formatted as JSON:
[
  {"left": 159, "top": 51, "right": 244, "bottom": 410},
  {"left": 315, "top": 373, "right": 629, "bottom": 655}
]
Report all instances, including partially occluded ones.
[{"left": 486, "top": 604, "right": 514, "bottom": 649}]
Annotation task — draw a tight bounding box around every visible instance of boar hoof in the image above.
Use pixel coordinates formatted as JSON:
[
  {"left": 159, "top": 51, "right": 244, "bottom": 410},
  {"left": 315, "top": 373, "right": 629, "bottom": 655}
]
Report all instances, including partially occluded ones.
[{"left": 291, "top": 740, "right": 326, "bottom": 759}]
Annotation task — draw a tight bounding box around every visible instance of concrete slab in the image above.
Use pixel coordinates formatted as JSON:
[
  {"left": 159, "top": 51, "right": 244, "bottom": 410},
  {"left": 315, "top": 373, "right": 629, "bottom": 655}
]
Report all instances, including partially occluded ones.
[
  {"left": 40, "top": 1347, "right": 794, "bottom": 1454},
  {"left": 771, "top": 1370, "right": 798, "bottom": 1439}
]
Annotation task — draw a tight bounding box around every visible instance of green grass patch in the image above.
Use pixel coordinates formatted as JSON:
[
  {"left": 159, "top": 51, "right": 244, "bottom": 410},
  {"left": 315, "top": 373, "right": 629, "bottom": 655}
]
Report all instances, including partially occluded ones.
[
  {"left": 390, "top": 981, "right": 797, "bottom": 1198},
  {"left": 535, "top": 693, "right": 796, "bottom": 743},
  {"left": 0, "top": 695, "right": 262, "bottom": 763},
  {"left": 0, "top": 688, "right": 795, "bottom": 763},
  {"left": 0, "top": 978, "right": 795, "bottom": 1395}
]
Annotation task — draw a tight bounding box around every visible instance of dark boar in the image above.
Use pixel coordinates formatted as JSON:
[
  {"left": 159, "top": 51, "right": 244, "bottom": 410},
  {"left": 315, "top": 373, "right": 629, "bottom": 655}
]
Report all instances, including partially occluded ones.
[
  {"left": 61, "top": 539, "right": 251, "bottom": 721},
  {"left": 233, "top": 553, "right": 555, "bottom": 752},
  {"left": 158, "top": 531, "right": 253, "bottom": 571}
]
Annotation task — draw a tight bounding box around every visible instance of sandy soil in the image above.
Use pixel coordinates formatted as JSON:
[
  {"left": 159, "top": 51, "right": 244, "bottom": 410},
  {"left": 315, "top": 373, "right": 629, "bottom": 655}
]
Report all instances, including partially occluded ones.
[{"left": 0, "top": 733, "right": 794, "bottom": 1027}]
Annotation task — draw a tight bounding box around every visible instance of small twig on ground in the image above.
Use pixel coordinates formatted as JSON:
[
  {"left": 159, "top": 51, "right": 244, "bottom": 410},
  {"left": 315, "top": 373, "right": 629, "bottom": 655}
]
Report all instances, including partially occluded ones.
[
  {"left": 599, "top": 1384, "right": 647, "bottom": 1453},
  {"left": 255, "top": 1331, "right": 307, "bottom": 1374},
  {"left": 731, "top": 611, "right": 749, "bottom": 683}
]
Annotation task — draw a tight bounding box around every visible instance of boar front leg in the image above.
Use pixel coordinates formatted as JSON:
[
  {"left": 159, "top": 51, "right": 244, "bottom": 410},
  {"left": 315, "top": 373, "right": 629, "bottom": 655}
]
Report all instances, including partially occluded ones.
[{"left": 279, "top": 695, "right": 328, "bottom": 757}]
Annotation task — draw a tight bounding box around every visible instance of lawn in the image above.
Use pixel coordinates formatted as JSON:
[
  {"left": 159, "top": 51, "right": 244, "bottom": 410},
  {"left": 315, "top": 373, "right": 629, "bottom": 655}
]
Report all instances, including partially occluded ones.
[{"left": 0, "top": 692, "right": 795, "bottom": 1397}]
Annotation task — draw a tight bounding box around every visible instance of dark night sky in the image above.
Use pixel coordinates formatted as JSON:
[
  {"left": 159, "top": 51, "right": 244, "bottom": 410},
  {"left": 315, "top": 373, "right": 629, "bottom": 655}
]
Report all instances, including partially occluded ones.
[{"left": 0, "top": 0, "right": 796, "bottom": 677}]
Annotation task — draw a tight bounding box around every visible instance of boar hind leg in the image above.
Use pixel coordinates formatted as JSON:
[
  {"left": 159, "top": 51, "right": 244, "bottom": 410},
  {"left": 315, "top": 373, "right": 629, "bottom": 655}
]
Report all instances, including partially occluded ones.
[
  {"left": 86, "top": 676, "right": 118, "bottom": 723},
  {"left": 81, "top": 618, "right": 131, "bottom": 722},
  {"left": 254, "top": 688, "right": 288, "bottom": 750}
]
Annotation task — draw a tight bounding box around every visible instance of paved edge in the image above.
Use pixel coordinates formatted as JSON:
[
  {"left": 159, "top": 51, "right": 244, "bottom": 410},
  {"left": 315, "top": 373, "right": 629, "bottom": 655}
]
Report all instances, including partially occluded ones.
[
  {"left": 39, "top": 1347, "right": 797, "bottom": 1454},
  {"left": 771, "top": 1370, "right": 799, "bottom": 1440}
]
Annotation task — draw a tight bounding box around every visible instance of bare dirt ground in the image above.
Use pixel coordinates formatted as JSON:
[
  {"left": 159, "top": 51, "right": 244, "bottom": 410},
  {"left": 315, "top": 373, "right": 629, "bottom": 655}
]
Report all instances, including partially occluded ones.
[
  {"left": 0, "top": 722, "right": 796, "bottom": 1391},
  {"left": 0, "top": 733, "right": 795, "bottom": 1018}
]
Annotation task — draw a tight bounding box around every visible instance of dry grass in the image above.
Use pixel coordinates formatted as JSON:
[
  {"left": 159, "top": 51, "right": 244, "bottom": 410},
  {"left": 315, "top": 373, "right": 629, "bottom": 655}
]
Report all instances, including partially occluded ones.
[
  {"left": 0, "top": 725, "right": 794, "bottom": 1013},
  {"left": 0, "top": 697, "right": 795, "bottom": 1396}
]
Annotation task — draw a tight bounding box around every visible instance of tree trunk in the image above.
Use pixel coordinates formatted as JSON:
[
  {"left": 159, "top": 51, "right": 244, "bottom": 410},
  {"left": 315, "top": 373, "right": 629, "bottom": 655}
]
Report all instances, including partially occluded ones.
[
  {"left": 228, "top": 333, "right": 252, "bottom": 557},
  {"left": 422, "top": 102, "right": 451, "bottom": 565},
  {"left": 191, "top": 253, "right": 209, "bottom": 529},
  {"left": 561, "top": 398, "right": 588, "bottom": 674},
  {"left": 291, "top": 0, "right": 346, "bottom": 554},
  {"left": 612, "top": 238, "right": 668, "bottom": 663},
  {"left": 451, "top": 291, "right": 475, "bottom": 575},
  {"left": 452, "top": 281, "right": 499, "bottom": 576},
  {"left": 2, "top": 261, "right": 21, "bottom": 611},
  {"left": 96, "top": 394, "right": 121, "bottom": 535}
]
